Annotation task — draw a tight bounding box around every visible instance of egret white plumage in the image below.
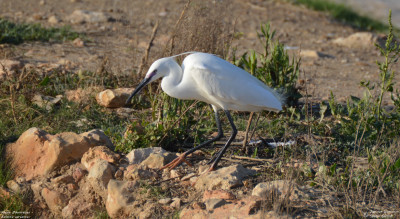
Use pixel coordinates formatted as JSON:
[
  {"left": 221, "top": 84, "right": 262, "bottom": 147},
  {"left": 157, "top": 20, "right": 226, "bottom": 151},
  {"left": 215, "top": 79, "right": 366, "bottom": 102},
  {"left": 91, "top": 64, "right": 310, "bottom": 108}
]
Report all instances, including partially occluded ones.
[{"left": 126, "top": 52, "right": 283, "bottom": 171}]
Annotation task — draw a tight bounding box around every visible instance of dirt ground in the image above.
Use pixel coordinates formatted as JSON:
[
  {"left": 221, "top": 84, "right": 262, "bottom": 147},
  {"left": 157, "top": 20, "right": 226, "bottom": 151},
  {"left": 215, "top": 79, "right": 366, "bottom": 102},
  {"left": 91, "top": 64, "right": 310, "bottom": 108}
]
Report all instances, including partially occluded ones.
[{"left": 1, "top": 0, "right": 398, "bottom": 104}]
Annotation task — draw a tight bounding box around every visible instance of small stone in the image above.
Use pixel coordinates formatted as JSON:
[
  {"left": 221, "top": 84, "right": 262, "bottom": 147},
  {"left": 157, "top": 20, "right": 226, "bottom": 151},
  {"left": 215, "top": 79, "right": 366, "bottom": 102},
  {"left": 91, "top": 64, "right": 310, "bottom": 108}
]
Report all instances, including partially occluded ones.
[
  {"left": 67, "top": 183, "right": 78, "bottom": 191},
  {"left": 114, "top": 169, "right": 123, "bottom": 179},
  {"left": 68, "top": 10, "right": 110, "bottom": 24},
  {"left": 170, "top": 169, "right": 180, "bottom": 178},
  {"left": 195, "top": 164, "right": 256, "bottom": 191},
  {"left": 158, "top": 198, "right": 172, "bottom": 205},
  {"left": 0, "top": 59, "right": 22, "bottom": 78},
  {"left": 6, "top": 180, "right": 23, "bottom": 194},
  {"left": 333, "top": 32, "right": 377, "bottom": 49},
  {"left": 170, "top": 198, "right": 182, "bottom": 209},
  {"left": 32, "top": 94, "right": 62, "bottom": 111},
  {"left": 203, "top": 190, "right": 236, "bottom": 201},
  {"left": 72, "top": 38, "right": 85, "bottom": 47},
  {"left": 72, "top": 167, "right": 85, "bottom": 182},
  {"left": 300, "top": 50, "right": 333, "bottom": 59},
  {"left": 48, "top": 15, "right": 60, "bottom": 24},
  {"left": 51, "top": 175, "right": 74, "bottom": 184},
  {"left": 205, "top": 198, "right": 226, "bottom": 211},
  {"left": 96, "top": 88, "right": 135, "bottom": 108},
  {"left": 126, "top": 147, "right": 166, "bottom": 164},
  {"left": 140, "top": 152, "right": 176, "bottom": 169},
  {"left": 252, "top": 180, "right": 302, "bottom": 201}
]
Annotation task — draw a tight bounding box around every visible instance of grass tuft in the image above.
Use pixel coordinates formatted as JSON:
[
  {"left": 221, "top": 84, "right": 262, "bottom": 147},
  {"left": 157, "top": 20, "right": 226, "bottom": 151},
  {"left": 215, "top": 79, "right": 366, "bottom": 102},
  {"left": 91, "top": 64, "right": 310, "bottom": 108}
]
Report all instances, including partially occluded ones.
[{"left": 0, "top": 18, "right": 81, "bottom": 44}]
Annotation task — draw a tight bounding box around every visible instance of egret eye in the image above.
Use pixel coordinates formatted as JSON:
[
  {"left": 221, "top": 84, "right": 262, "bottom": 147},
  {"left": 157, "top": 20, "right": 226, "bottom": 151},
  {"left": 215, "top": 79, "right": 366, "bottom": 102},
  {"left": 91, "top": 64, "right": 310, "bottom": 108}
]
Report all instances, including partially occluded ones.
[{"left": 147, "top": 69, "right": 157, "bottom": 78}]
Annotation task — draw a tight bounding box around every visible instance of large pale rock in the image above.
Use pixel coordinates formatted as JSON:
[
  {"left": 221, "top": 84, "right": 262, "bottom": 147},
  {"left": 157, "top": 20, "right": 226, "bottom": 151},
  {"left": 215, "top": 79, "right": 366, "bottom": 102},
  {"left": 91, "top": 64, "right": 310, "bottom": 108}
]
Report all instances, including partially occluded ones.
[
  {"left": 126, "top": 147, "right": 166, "bottom": 164},
  {"left": 333, "top": 32, "right": 377, "bottom": 49},
  {"left": 81, "top": 146, "right": 120, "bottom": 171},
  {"left": 96, "top": 88, "right": 135, "bottom": 108},
  {"left": 88, "top": 159, "right": 115, "bottom": 198},
  {"left": 106, "top": 179, "right": 139, "bottom": 218},
  {"left": 0, "top": 59, "right": 22, "bottom": 78},
  {"left": 194, "top": 164, "right": 256, "bottom": 191},
  {"left": 41, "top": 188, "right": 68, "bottom": 215},
  {"left": 68, "top": 10, "right": 110, "bottom": 24},
  {"left": 6, "top": 127, "right": 113, "bottom": 180}
]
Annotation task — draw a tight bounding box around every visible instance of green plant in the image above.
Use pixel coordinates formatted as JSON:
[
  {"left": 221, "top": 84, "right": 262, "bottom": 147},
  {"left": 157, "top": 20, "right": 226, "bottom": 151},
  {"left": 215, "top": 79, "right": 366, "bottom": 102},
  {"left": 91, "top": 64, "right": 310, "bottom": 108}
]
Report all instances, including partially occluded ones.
[
  {"left": 0, "top": 18, "right": 81, "bottom": 44},
  {"left": 235, "top": 23, "right": 301, "bottom": 106},
  {"left": 327, "top": 10, "right": 400, "bottom": 147}
]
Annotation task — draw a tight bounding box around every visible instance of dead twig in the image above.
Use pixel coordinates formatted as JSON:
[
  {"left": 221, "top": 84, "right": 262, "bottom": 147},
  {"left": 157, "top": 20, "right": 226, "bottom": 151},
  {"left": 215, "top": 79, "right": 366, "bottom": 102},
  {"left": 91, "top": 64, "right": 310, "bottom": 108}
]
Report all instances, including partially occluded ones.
[{"left": 243, "top": 112, "right": 254, "bottom": 151}]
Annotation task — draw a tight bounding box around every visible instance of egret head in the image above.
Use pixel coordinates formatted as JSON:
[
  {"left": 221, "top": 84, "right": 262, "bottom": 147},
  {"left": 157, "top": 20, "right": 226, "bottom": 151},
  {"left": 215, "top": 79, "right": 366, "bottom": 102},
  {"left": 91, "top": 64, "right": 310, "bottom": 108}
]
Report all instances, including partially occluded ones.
[{"left": 125, "top": 57, "right": 172, "bottom": 105}]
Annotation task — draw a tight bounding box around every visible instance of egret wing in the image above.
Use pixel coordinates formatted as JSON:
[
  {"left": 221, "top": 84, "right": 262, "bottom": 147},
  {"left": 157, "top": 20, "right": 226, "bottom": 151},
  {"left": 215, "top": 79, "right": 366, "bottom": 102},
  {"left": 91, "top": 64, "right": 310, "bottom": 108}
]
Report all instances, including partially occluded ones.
[{"left": 190, "top": 61, "right": 282, "bottom": 111}]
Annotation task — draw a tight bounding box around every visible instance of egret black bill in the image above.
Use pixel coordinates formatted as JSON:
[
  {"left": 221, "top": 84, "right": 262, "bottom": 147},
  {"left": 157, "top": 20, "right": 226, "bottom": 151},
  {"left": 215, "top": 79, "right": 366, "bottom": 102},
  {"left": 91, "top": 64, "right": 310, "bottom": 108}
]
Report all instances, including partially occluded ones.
[{"left": 125, "top": 77, "right": 151, "bottom": 105}]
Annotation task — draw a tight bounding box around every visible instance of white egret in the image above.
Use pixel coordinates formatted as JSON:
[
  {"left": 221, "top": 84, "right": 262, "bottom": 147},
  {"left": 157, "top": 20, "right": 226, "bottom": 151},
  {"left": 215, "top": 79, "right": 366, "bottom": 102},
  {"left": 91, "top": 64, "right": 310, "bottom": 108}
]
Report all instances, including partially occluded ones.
[{"left": 126, "top": 52, "right": 283, "bottom": 171}]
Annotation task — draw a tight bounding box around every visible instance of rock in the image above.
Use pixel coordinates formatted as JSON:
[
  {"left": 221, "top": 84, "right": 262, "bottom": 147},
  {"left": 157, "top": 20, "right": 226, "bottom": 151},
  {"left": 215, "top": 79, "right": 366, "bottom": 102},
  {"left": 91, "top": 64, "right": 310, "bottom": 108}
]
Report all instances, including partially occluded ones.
[
  {"left": 114, "top": 169, "right": 123, "bottom": 179},
  {"left": 65, "top": 86, "right": 103, "bottom": 104},
  {"left": 124, "top": 165, "right": 157, "bottom": 181},
  {"left": 158, "top": 198, "right": 172, "bottom": 205},
  {"left": 170, "top": 197, "right": 182, "bottom": 209},
  {"left": 0, "top": 59, "right": 22, "bottom": 78},
  {"left": 41, "top": 188, "right": 68, "bottom": 215},
  {"left": 81, "top": 146, "right": 120, "bottom": 171},
  {"left": 32, "top": 94, "right": 63, "bottom": 111},
  {"left": 252, "top": 180, "right": 302, "bottom": 201},
  {"left": 62, "top": 198, "right": 95, "bottom": 218},
  {"left": 205, "top": 198, "right": 226, "bottom": 211},
  {"left": 6, "top": 127, "right": 112, "bottom": 180},
  {"left": 72, "top": 167, "right": 85, "bottom": 182},
  {"left": 88, "top": 159, "right": 115, "bottom": 198},
  {"left": 180, "top": 196, "right": 263, "bottom": 219},
  {"left": 96, "top": 88, "right": 135, "bottom": 108},
  {"left": 141, "top": 152, "right": 177, "bottom": 169},
  {"left": 194, "top": 164, "right": 256, "bottom": 191},
  {"left": 68, "top": 10, "right": 111, "bottom": 24},
  {"left": 333, "top": 32, "right": 377, "bottom": 49},
  {"left": 203, "top": 190, "right": 236, "bottom": 201},
  {"left": 67, "top": 183, "right": 78, "bottom": 191},
  {"left": 51, "top": 175, "right": 74, "bottom": 184},
  {"left": 6, "top": 180, "right": 28, "bottom": 194},
  {"left": 126, "top": 147, "right": 166, "bottom": 164},
  {"left": 106, "top": 179, "right": 139, "bottom": 218},
  {"left": 72, "top": 38, "right": 85, "bottom": 47},
  {"left": 48, "top": 15, "right": 60, "bottom": 24},
  {"left": 300, "top": 50, "right": 333, "bottom": 59}
]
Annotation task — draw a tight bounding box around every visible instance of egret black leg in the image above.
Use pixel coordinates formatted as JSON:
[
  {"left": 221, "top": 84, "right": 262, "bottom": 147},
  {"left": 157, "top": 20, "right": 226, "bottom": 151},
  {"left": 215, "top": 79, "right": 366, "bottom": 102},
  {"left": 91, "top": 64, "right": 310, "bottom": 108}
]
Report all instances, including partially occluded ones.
[
  {"left": 208, "top": 110, "right": 237, "bottom": 171},
  {"left": 161, "top": 109, "right": 224, "bottom": 170}
]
